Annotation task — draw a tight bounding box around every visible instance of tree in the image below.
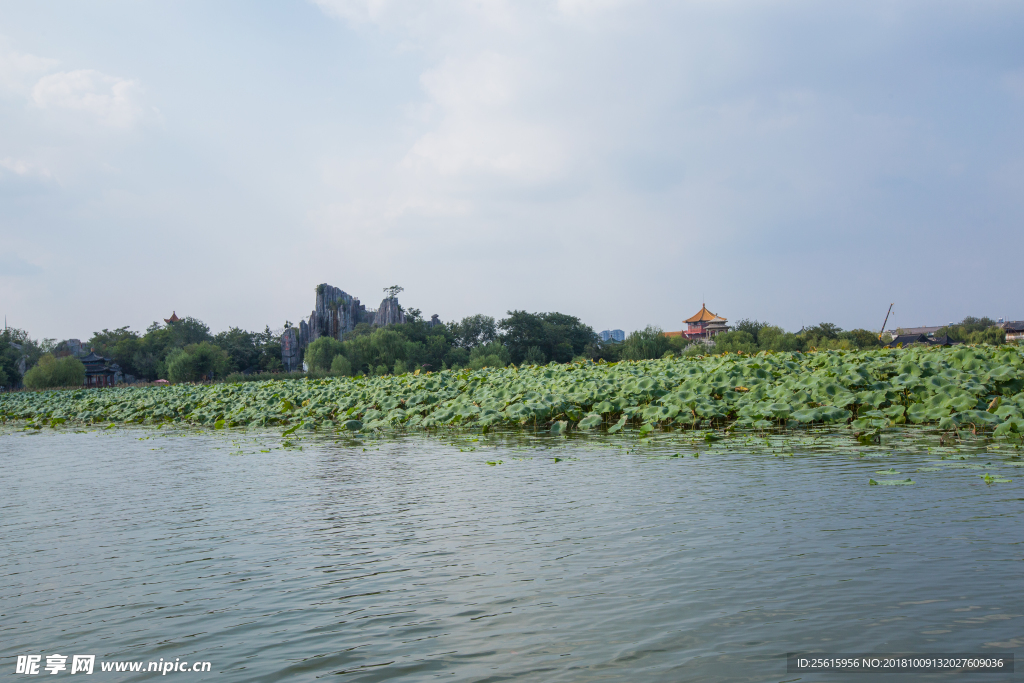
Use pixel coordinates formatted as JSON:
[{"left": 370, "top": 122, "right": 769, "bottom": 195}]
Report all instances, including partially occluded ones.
[
  {"left": 452, "top": 314, "right": 497, "bottom": 348},
  {"left": 801, "top": 322, "right": 842, "bottom": 340},
  {"left": 621, "top": 326, "right": 670, "bottom": 360},
  {"left": 498, "top": 310, "right": 597, "bottom": 365},
  {"left": 168, "top": 316, "right": 213, "bottom": 347},
  {"left": 734, "top": 319, "right": 770, "bottom": 345},
  {"left": 498, "top": 311, "right": 548, "bottom": 364},
  {"left": 838, "top": 329, "right": 880, "bottom": 348},
  {"left": 383, "top": 285, "right": 404, "bottom": 299},
  {"left": 711, "top": 330, "right": 758, "bottom": 354},
  {"left": 165, "top": 342, "right": 231, "bottom": 382},
  {"left": 305, "top": 336, "right": 345, "bottom": 372},
  {"left": 330, "top": 354, "right": 352, "bottom": 376},
  {"left": 758, "top": 326, "right": 802, "bottom": 351},
  {"left": 23, "top": 354, "right": 86, "bottom": 389},
  {"left": 213, "top": 327, "right": 261, "bottom": 372}
]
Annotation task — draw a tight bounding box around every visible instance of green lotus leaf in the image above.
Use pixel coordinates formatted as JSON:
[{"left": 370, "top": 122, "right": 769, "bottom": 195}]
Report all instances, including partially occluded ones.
[{"left": 869, "top": 478, "right": 914, "bottom": 485}]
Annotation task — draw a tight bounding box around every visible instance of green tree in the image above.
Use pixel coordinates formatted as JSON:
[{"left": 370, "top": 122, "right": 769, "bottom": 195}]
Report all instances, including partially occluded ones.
[
  {"left": 451, "top": 314, "right": 497, "bottom": 348},
  {"left": 758, "top": 326, "right": 802, "bottom": 352},
  {"left": 621, "top": 326, "right": 670, "bottom": 360},
  {"left": 88, "top": 327, "right": 142, "bottom": 375},
  {"left": 734, "top": 319, "right": 770, "bottom": 345},
  {"left": 213, "top": 327, "right": 262, "bottom": 372},
  {"left": 305, "top": 336, "right": 346, "bottom": 372},
  {"left": 468, "top": 341, "right": 510, "bottom": 369},
  {"left": 711, "top": 330, "right": 758, "bottom": 354},
  {"left": 330, "top": 354, "right": 352, "bottom": 376},
  {"left": 167, "top": 316, "right": 213, "bottom": 347},
  {"left": 935, "top": 316, "right": 1003, "bottom": 345},
  {"left": 838, "top": 329, "right": 880, "bottom": 348},
  {"left": 165, "top": 342, "right": 231, "bottom": 382},
  {"left": 498, "top": 310, "right": 596, "bottom": 365},
  {"left": 23, "top": 354, "right": 86, "bottom": 388}
]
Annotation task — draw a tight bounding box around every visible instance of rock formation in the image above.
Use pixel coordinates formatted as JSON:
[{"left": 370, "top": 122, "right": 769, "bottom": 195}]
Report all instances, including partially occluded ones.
[
  {"left": 373, "top": 297, "right": 406, "bottom": 327},
  {"left": 306, "top": 284, "right": 369, "bottom": 344},
  {"left": 281, "top": 327, "right": 300, "bottom": 372},
  {"left": 282, "top": 283, "right": 416, "bottom": 370}
]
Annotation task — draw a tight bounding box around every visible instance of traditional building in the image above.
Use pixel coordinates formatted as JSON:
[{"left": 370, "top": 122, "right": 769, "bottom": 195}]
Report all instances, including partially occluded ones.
[
  {"left": 81, "top": 352, "right": 118, "bottom": 388},
  {"left": 164, "top": 311, "right": 181, "bottom": 324},
  {"left": 664, "top": 305, "right": 730, "bottom": 340},
  {"left": 998, "top": 321, "right": 1024, "bottom": 342},
  {"left": 886, "top": 334, "right": 959, "bottom": 348}
]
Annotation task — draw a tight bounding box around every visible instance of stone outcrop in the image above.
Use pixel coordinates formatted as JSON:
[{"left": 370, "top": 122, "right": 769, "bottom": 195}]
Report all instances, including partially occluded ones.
[
  {"left": 281, "top": 327, "right": 300, "bottom": 372},
  {"left": 373, "top": 297, "right": 406, "bottom": 327},
  {"left": 282, "top": 283, "right": 415, "bottom": 370},
  {"left": 307, "top": 284, "right": 369, "bottom": 344}
]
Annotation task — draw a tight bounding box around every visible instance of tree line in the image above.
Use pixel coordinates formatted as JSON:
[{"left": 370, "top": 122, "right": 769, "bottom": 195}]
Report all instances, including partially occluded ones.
[{"left": 1, "top": 312, "right": 1013, "bottom": 390}]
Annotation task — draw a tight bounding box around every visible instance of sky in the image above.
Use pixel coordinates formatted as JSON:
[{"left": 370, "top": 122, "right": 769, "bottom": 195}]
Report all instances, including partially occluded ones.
[{"left": 1, "top": 0, "right": 1023, "bottom": 341}]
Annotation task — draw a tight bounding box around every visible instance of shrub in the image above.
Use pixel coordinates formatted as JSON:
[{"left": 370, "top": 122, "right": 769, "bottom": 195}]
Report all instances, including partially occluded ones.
[{"left": 23, "top": 354, "right": 86, "bottom": 389}]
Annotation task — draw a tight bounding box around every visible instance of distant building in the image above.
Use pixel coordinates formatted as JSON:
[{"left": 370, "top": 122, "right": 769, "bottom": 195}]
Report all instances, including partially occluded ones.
[
  {"left": 81, "top": 352, "right": 119, "bottom": 388},
  {"left": 998, "top": 321, "right": 1024, "bottom": 342},
  {"left": 885, "top": 325, "right": 943, "bottom": 338},
  {"left": 164, "top": 311, "right": 181, "bottom": 324},
  {"left": 664, "top": 304, "right": 730, "bottom": 340},
  {"left": 599, "top": 329, "right": 625, "bottom": 343},
  {"left": 886, "top": 334, "right": 959, "bottom": 348}
]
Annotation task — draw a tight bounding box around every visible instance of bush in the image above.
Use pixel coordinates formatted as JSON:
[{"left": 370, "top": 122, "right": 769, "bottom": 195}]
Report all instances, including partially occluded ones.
[
  {"left": 682, "top": 343, "right": 705, "bottom": 357},
  {"left": 469, "top": 354, "right": 505, "bottom": 370},
  {"left": 23, "top": 354, "right": 86, "bottom": 389},
  {"left": 393, "top": 359, "right": 407, "bottom": 375},
  {"left": 166, "top": 342, "right": 231, "bottom": 382},
  {"left": 621, "top": 326, "right": 669, "bottom": 360},
  {"left": 330, "top": 354, "right": 352, "bottom": 376}
]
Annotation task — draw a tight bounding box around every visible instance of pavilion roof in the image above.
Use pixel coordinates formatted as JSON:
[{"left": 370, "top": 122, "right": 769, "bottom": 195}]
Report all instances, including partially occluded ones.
[
  {"left": 685, "top": 304, "right": 727, "bottom": 324},
  {"left": 164, "top": 311, "right": 180, "bottom": 324}
]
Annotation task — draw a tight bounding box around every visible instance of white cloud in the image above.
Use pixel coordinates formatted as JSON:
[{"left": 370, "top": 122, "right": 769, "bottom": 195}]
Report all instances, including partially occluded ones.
[
  {"left": 311, "top": 0, "right": 390, "bottom": 23},
  {"left": 0, "top": 156, "right": 52, "bottom": 179},
  {"left": 402, "top": 53, "right": 567, "bottom": 179},
  {"left": 32, "top": 69, "right": 144, "bottom": 127},
  {"left": 0, "top": 45, "right": 58, "bottom": 94}
]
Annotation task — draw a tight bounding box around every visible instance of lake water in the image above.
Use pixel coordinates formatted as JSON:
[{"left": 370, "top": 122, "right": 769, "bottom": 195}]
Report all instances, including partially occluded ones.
[{"left": 1, "top": 428, "right": 1022, "bottom": 681}]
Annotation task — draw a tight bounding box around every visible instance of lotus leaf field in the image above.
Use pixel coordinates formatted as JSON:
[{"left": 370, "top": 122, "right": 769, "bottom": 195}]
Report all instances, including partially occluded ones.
[{"left": 3, "top": 346, "right": 1024, "bottom": 446}]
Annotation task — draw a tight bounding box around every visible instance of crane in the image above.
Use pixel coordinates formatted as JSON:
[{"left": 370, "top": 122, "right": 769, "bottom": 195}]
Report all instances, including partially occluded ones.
[{"left": 878, "top": 303, "right": 894, "bottom": 341}]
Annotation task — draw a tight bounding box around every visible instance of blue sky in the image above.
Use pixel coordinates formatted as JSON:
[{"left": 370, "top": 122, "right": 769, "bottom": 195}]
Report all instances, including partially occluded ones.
[{"left": 1, "top": 0, "right": 1023, "bottom": 341}]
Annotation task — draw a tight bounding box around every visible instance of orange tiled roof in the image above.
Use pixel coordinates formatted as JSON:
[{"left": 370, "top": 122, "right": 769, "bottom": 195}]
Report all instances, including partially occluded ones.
[
  {"left": 164, "top": 311, "right": 180, "bottom": 324},
  {"left": 663, "top": 330, "right": 685, "bottom": 337},
  {"left": 685, "top": 304, "right": 726, "bottom": 324}
]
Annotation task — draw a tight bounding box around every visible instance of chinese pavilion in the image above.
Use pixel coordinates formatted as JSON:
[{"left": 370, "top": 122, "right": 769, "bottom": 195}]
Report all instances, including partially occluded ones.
[
  {"left": 80, "top": 352, "right": 118, "bottom": 388},
  {"left": 664, "top": 304, "right": 730, "bottom": 340}
]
